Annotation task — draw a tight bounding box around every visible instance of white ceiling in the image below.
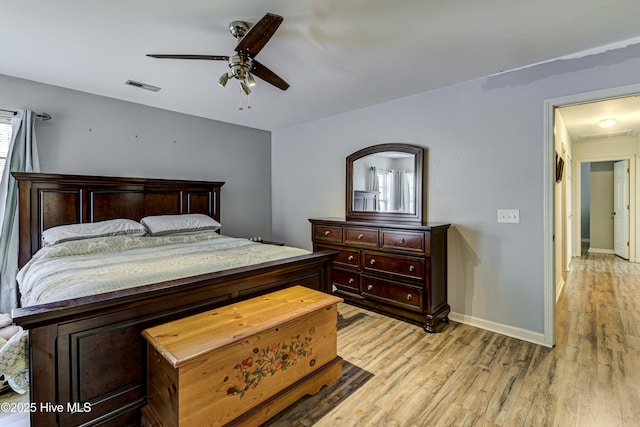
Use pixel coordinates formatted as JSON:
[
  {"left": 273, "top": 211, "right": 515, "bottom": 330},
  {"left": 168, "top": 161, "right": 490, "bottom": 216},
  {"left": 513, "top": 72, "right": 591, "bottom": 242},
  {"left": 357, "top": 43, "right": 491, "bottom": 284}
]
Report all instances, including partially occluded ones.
[
  {"left": 558, "top": 96, "right": 640, "bottom": 143},
  {"left": 3, "top": 0, "right": 640, "bottom": 131}
]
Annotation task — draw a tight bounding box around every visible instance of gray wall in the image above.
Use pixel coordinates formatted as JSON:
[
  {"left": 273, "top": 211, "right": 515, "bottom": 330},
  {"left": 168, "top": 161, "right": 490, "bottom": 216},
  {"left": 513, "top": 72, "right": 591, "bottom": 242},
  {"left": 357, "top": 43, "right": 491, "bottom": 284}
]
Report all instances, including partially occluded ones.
[
  {"left": 271, "top": 43, "right": 640, "bottom": 336},
  {"left": 0, "top": 74, "right": 272, "bottom": 239}
]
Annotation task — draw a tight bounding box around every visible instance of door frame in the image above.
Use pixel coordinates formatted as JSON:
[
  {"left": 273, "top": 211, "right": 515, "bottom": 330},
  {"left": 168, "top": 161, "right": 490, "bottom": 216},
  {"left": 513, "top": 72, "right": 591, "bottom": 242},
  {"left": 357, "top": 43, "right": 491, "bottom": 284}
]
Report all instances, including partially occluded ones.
[
  {"left": 572, "top": 158, "right": 634, "bottom": 258},
  {"left": 543, "top": 82, "right": 640, "bottom": 347}
]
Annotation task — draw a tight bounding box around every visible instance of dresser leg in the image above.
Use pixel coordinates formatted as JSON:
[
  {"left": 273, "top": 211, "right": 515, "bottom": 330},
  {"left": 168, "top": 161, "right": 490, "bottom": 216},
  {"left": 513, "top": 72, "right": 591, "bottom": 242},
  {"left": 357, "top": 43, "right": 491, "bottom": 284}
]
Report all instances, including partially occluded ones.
[
  {"left": 423, "top": 323, "right": 437, "bottom": 333},
  {"left": 423, "top": 309, "right": 450, "bottom": 333}
]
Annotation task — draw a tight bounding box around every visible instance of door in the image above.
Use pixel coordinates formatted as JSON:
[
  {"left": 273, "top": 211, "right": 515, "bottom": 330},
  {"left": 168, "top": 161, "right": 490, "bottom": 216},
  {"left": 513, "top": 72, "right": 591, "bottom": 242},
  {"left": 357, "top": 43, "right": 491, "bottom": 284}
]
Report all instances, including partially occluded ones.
[{"left": 613, "top": 160, "right": 629, "bottom": 259}]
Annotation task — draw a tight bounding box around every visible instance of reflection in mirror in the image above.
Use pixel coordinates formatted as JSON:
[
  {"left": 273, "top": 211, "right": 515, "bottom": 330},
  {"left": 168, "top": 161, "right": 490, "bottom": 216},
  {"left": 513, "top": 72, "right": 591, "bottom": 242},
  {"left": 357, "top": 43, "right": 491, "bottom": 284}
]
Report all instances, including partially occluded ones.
[
  {"left": 352, "top": 152, "right": 415, "bottom": 214},
  {"left": 346, "top": 143, "right": 423, "bottom": 224}
]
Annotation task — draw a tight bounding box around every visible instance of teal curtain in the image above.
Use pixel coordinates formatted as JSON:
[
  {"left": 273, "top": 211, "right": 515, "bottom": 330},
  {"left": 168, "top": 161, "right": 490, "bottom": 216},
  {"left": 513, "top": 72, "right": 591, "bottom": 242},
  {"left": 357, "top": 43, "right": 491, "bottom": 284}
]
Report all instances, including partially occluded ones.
[{"left": 0, "top": 110, "right": 40, "bottom": 313}]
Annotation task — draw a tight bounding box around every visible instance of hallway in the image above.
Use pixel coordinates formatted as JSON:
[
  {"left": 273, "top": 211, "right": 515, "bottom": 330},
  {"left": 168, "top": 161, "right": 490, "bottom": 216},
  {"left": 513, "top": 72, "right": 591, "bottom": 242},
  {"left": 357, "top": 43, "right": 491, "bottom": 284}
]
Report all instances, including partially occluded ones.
[{"left": 553, "top": 253, "right": 640, "bottom": 425}]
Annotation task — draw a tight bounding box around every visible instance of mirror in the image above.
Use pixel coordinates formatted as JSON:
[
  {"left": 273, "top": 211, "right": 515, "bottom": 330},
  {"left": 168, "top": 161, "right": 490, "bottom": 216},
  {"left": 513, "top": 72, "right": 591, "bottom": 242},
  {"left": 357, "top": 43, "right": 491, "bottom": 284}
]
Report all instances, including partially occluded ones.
[{"left": 346, "top": 143, "right": 423, "bottom": 224}]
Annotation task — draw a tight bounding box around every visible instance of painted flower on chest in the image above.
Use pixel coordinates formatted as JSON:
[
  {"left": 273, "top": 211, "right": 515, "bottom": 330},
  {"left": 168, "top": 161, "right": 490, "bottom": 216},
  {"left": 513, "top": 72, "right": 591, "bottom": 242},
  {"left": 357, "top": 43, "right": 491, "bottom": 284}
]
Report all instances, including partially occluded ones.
[
  {"left": 227, "top": 329, "right": 315, "bottom": 398},
  {"left": 239, "top": 357, "right": 253, "bottom": 371}
]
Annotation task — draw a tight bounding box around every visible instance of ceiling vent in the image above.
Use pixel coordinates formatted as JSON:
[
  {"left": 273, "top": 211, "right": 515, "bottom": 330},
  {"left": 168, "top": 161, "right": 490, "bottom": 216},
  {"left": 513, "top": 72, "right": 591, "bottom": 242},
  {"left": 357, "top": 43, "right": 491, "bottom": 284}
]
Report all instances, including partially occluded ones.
[
  {"left": 578, "top": 129, "right": 633, "bottom": 142},
  {"left": 125, "top": 80, "right": 161, "bottom": 92}
]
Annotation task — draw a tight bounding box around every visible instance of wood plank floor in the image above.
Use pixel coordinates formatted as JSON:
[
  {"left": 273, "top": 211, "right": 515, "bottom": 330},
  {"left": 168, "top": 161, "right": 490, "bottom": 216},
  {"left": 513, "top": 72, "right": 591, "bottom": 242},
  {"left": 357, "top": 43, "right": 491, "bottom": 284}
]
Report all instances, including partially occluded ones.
[
  {"left": 1, "top": 253, "right": 638, "bottom": 426},
  {"left": 266, "top": 253, "right": 640, "bottom": 426}
]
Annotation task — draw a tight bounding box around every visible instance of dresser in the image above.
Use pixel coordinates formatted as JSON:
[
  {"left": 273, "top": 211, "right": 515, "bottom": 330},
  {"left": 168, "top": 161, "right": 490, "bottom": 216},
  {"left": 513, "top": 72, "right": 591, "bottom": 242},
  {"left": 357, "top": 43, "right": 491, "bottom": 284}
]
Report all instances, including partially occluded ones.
[{"left": 309, "top": 218, "right": 450, "bottom": 332}]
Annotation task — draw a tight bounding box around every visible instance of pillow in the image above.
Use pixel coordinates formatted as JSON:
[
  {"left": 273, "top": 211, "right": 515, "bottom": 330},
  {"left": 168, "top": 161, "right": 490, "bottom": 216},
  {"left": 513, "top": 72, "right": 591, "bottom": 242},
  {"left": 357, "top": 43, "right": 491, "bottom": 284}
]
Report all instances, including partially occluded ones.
[
  {"left": 42, "top": 219, "right": 146, "bottom": 246},
  {"left": 140, "top": 214, "right": 221, "bottom": 236}
]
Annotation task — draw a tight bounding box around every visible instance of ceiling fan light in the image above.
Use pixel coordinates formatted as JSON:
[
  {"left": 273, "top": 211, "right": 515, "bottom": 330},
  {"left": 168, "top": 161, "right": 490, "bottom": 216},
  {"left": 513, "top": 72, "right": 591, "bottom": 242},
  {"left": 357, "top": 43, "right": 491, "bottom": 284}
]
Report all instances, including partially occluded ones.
[
  {"left": 217, "top": 73, "right": 229, "bottom": 88},
  {"left": 247, "top": 73, "right": 256, "bottom": 87},
  {"left": 240, "top": 81, "right": 251, "bottom": 95}
]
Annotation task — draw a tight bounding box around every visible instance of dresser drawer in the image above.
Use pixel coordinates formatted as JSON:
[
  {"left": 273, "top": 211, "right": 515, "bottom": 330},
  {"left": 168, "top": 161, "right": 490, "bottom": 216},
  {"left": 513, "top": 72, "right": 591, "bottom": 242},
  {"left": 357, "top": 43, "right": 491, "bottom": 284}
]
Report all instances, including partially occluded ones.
[
  {"left": 334, "top": 248, "right": 360, "bottom": 269},
  {"left": 315, "top": 244, "right": 359, "bottom": 269},
  {"left": 363, "top": 251, "right": 425, "bottom": 281},
  {"left": 332, "top": 268, "right": 360, "bottom": 293},
  {"left": 362, "top": 276, "right": 423, "bottom": 312},
  {"left": 344, "top": 227, "right": 378, "bottom": 247},
  {"left": 381, "top": 230, "right": 425, "bottom": 253},
  {"left": 313, "top": 225, "right": 343, "bottom": 243}
]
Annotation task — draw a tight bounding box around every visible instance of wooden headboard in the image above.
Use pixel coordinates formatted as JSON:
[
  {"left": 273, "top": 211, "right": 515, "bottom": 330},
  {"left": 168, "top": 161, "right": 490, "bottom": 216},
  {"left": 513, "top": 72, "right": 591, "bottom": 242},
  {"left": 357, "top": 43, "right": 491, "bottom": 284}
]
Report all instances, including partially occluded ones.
[{"left": 12, "top": 173, "right": 224, "bottom": 268}]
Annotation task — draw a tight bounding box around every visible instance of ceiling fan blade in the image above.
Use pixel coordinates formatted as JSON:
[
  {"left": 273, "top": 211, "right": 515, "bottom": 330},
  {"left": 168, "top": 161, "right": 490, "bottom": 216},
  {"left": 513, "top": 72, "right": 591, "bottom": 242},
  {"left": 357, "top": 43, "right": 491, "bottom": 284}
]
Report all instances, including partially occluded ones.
[
  {"left": 251, "top": 60, "right": 289, "bottom": 91},
  {"left": 235, "top": 13, "right": 283, "bottom": 57},
  {"left": 147, "top": 54, "right": 229, "bottom": 61}
]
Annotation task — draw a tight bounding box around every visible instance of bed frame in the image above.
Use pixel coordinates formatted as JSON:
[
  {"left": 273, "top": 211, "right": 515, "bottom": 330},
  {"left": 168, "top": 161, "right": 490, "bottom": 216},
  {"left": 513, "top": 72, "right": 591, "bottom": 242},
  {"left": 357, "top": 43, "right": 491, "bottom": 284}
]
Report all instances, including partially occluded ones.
[{"left": 10, "top": 173, "right": 336, "bottom": 426}]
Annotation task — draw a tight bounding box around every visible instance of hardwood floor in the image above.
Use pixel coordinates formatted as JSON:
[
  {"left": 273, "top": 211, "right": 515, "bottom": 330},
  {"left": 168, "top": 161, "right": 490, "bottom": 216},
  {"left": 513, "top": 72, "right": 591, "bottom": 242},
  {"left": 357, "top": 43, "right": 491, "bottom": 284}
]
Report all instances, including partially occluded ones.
[
  {"left": 266, "top": 253, "right": 640, "bottom": 426},
  {"left": 0, "top": 386, "right": 28, "bottom": 426},
  {"left": 1, "top": 253, "right": 638, "bottom": 426}
]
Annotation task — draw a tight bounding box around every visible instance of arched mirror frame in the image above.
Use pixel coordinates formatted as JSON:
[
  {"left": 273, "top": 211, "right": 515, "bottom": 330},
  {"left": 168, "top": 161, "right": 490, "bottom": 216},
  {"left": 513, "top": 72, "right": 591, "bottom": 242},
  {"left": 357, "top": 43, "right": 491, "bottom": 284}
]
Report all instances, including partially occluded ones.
[{"left": 346, "top": 143, "right": 423, "bottom": 224}]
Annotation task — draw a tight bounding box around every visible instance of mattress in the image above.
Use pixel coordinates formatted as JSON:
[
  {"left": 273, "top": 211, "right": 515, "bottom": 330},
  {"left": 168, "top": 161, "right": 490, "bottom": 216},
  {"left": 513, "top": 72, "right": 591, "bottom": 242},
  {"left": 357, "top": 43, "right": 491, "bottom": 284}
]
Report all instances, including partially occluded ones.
[{"left": 17, "top": 232, "right": 309, "bottom": 307}]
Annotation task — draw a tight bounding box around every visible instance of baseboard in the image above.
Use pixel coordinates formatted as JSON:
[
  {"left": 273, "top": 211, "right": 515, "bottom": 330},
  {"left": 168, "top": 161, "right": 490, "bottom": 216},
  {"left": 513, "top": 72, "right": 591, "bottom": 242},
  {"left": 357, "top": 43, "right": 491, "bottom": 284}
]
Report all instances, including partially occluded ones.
[
  {"left": 448, "top": 312, "right": 549, "bottom": 347},
  {"left": 588, "top": 247, "right": 614, "bottom": 254}
]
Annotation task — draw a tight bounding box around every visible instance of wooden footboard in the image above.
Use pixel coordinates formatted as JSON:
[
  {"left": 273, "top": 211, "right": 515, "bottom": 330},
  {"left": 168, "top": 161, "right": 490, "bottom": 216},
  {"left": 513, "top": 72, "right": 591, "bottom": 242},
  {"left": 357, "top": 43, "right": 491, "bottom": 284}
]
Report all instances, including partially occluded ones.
[{"left": 13, "top": 251, "right": 336, "bottom": 426}]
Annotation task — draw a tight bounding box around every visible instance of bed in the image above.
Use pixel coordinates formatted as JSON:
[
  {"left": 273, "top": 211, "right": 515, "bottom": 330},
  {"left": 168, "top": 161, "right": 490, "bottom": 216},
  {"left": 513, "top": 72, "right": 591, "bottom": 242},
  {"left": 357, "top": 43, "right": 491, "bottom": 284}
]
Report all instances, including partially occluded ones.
[{"left": 9, "top": 172, "right": 336, "bottom": 426}]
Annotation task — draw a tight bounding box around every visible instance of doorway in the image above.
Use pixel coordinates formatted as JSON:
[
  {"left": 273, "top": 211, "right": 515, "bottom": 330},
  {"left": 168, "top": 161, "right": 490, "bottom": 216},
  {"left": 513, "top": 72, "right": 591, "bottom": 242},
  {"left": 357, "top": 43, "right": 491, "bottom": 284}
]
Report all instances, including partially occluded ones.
[
  {"left": 544, "top": 83, "right": 640, "bottom": 347},
  {"left": 578, "top": 160, "right": 631, "bottom": 259}
]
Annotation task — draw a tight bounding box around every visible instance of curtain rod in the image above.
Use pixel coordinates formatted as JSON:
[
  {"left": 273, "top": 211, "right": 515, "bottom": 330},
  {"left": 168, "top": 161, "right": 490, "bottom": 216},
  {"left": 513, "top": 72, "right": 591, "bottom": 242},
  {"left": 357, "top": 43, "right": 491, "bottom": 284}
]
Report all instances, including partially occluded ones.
[{"left": 0, "top": 108, "right": 52, "bottom": 121}]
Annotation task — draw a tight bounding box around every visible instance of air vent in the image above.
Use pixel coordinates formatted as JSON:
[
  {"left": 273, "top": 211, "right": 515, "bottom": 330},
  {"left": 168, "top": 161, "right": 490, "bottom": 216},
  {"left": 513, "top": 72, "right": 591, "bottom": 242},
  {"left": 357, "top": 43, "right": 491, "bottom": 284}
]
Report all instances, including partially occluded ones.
[
  {"left": 578, "top": 130, "right": 633, "bottom": 142},
  {"left": 125, "top": 80, "right": 161, "bottom": 92}
]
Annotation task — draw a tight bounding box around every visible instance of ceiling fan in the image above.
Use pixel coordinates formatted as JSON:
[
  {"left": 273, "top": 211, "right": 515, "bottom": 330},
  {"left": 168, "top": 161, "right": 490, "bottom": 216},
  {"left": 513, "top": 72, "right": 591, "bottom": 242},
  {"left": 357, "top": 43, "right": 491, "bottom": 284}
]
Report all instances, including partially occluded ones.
[{"left": 147, "top": 12, "right": 289, "bottom": 103}]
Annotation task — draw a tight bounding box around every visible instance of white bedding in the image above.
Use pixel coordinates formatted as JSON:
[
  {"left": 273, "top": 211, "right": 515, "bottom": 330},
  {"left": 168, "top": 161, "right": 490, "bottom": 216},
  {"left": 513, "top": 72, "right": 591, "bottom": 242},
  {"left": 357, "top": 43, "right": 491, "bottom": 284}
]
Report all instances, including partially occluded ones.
[{"left": 17, "top": 232, "right": 309, "bottom": 307}]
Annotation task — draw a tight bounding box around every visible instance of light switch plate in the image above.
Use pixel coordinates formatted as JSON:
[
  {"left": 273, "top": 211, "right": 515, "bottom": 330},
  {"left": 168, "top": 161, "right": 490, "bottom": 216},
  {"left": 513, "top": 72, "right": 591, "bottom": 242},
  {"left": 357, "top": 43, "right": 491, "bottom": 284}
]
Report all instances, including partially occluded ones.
[{"left": 497, "top": 209, "right": 520, "bottom": 223}]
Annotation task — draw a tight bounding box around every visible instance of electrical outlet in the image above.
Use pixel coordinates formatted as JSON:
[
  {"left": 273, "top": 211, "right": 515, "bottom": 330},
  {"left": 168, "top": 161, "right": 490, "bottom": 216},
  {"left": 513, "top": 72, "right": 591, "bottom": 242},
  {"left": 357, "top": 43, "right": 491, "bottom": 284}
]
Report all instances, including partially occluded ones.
[{"left": 497, "top": 209, "right": 520, "bottom": 223}]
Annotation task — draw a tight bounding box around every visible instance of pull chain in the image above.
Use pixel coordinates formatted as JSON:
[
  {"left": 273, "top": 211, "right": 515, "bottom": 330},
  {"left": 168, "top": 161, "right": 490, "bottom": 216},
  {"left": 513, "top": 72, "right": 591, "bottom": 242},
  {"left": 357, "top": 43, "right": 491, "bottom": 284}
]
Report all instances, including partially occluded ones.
[{"left": 237, "top": 85, "right": 252, "bottom": 111}]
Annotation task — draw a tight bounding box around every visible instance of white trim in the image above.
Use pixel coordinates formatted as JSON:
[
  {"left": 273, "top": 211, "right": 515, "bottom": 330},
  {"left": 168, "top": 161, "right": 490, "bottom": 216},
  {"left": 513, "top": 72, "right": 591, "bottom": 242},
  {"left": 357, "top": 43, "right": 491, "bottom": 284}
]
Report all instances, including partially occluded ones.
[
  {"left": 448, "top": 312, "right": 549, "bottom": 348},
  {"left": 543, "top": 99, "right": 556, "bottom": 347},
  {"left": 543, "top": 82, "right": 640, "bottom": 348},
  {"left": 588, "top": 248, "right": 615, "bottom": 254}
]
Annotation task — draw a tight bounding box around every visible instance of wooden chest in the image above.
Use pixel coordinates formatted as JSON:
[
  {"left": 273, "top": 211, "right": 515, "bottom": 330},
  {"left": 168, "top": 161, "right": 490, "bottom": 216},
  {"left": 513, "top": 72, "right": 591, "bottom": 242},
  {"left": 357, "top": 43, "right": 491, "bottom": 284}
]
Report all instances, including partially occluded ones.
[{"left": 140, "top": 286, "right": 343, "bottom": 426}]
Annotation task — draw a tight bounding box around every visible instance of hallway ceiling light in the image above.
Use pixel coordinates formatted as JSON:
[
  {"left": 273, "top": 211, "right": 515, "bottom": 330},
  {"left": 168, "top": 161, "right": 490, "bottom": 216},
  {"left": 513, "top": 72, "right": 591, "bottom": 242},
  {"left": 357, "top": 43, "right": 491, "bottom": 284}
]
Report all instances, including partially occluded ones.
[{"left": 598, "top": 117, "right": 617, "bottom": 128}]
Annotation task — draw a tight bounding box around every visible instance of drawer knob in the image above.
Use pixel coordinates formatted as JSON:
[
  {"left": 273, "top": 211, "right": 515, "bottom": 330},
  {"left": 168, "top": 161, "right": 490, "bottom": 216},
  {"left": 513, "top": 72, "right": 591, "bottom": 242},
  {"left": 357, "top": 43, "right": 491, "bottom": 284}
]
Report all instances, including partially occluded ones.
[
  {"left": 409, "top": 265, "right": 415, "bottom": 272},
  {"left": 399, "top": 238, "right": 405, "bottom": 243},
  {"left": 367, "top": 284, "right": 374, "bottom": 291},
  {"left": 358, "top": 233, "right": 364, "bottom": 239},
  {"left": 370, "top": 259, "right": 376, "bottom": 265},
  {"left": 348, "top": 278, "right": 354, "bottom": 284},
  {"left": 324, "top": 230, "right": 330, "bottom": 236},
  {"left": 348, "top": 255, "right": 354, "bottom": 261},
  {"left": 406, "top": 293, "right": 413, "bottom": 301}
]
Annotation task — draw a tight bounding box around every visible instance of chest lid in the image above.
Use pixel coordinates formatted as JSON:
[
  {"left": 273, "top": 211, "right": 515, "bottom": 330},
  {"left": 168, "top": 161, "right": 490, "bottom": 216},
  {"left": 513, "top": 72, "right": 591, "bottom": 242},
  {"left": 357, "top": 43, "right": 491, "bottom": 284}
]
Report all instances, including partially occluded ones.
[{"left": 142, "top": 286, "right": 342, "bottom": 368}]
